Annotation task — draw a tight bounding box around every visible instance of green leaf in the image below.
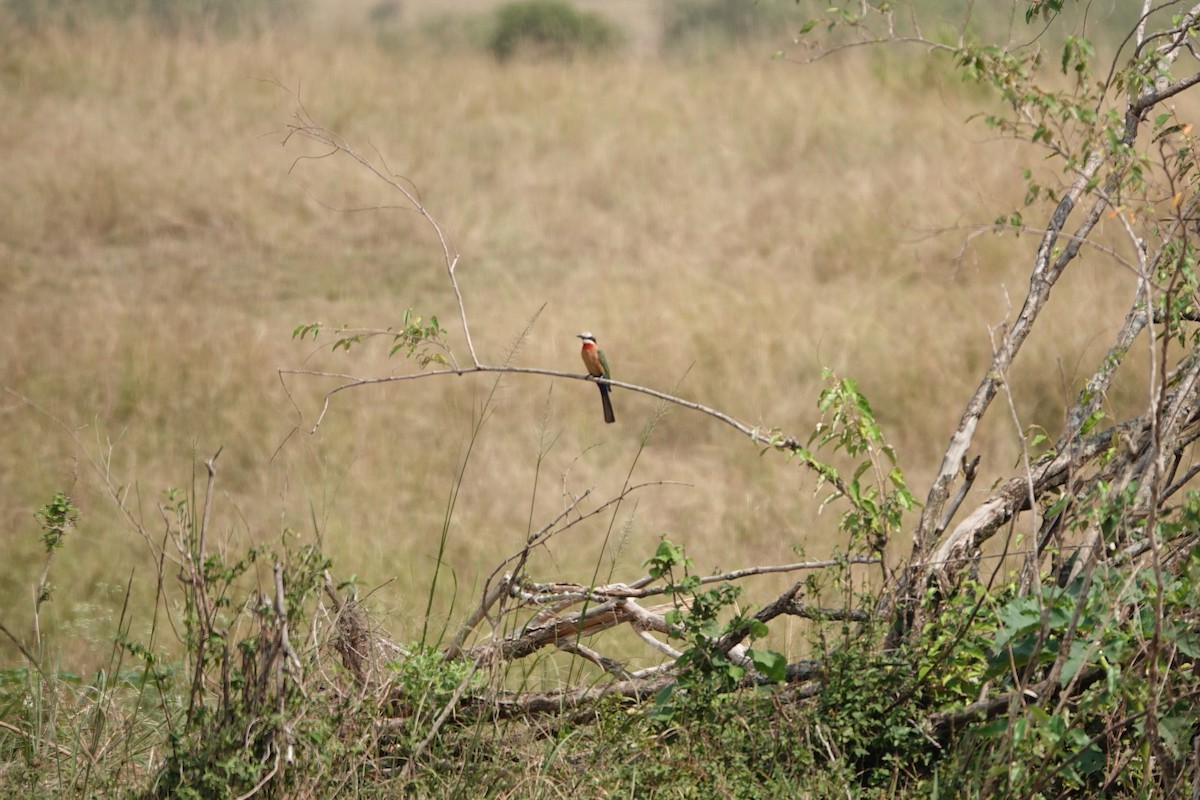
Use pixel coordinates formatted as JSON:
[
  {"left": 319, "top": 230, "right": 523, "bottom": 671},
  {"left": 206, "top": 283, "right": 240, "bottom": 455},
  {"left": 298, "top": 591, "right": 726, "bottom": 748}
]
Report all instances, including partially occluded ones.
[
  {"left": 645, "top": 537, "right": 691, "bottom": 578},
  {"left": 1080, "top": 408, "right": 1105, "bottom": 435},
  {"left": 1174, "top": 627, "right": 1200, "bottom": 659},
  {"left": 1059, "top": 638, "right": 1090, "bottom": 684},
  {"left": 747, "top": 648, "right": 787, "bottom": 682},
  {"left": 1158, "top": 714, "right": 1193, "bottom": 759}
]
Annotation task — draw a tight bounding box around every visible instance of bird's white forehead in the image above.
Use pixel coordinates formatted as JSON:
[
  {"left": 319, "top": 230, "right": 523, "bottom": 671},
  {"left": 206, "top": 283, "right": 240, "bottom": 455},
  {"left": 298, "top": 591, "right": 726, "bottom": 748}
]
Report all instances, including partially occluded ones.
[{"left": 577, "top": 331, "right": 595, "bottom": 340}]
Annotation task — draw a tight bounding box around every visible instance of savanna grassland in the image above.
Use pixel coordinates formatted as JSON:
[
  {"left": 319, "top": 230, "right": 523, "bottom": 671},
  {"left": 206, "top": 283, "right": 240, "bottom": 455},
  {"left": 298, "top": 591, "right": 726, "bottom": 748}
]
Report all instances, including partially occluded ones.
[
  {"left": 0, "top": 1, "right": 1148, "bottom": 670},
  {"left": 9, "top": 1, "right": 1200, "bottom": 797}
]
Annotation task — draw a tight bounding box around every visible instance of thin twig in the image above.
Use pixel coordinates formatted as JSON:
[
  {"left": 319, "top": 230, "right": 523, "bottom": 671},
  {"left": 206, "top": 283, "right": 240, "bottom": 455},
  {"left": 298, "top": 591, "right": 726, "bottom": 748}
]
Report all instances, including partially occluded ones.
[{"left": 278, "top": 100, "right": 476, "bottom": 366}]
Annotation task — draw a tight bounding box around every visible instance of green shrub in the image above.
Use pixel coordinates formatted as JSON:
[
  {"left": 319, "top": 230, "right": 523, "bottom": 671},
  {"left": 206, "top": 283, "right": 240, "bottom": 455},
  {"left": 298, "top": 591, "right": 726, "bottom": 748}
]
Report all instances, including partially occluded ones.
[
  {"left": 661, "top": 0, "right": 804, "bottom": 53},
  {"left": 489, "top": 0, "right": 623, "bottom": 62}
]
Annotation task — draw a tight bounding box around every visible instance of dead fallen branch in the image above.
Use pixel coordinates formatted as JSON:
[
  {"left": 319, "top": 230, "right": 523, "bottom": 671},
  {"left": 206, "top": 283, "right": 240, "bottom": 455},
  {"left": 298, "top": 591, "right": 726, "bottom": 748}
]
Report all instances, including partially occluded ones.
[{"left": 464, "top": 556, "right": 877, "bottom": 667}]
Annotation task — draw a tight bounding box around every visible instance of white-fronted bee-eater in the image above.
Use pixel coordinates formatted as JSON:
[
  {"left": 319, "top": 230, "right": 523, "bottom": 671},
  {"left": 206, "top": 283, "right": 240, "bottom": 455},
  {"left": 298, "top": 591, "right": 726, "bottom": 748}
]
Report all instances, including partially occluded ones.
[{"left": 577, "top": 332, "right": 615, "bottom": 424}]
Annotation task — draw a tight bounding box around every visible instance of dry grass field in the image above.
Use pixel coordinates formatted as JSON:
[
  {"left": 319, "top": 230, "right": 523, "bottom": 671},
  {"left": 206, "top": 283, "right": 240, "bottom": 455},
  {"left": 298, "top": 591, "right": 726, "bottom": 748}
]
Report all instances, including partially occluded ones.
[{"left": 0, "top": 0, "right": 1150, "bottom": 672}]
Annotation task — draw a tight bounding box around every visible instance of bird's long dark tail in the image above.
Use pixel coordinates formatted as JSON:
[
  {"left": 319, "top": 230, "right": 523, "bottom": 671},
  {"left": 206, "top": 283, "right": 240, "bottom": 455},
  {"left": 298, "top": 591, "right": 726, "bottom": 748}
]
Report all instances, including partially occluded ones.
[{"left": 598, "top": 383, "right": 615, "bottom": 424}]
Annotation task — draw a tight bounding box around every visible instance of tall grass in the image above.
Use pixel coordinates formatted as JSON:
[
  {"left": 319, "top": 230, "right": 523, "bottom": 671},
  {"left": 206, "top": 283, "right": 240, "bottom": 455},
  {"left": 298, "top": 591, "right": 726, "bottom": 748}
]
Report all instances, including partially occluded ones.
[{"left": 0, "top": 5, "right": 1153, "bottom": 676}]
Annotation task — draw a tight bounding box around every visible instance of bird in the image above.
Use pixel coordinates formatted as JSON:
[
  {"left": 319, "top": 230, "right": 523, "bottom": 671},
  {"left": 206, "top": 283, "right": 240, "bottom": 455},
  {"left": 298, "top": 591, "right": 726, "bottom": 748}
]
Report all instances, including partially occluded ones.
[{"left": 577, "top": 332, "right": 615, "bottom": 424}]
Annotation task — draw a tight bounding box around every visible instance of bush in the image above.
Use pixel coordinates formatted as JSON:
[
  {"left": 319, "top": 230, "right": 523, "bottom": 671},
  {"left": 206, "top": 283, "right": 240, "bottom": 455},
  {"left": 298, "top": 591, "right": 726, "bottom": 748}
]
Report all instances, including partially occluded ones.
[
  {"left": 488, "top": 0, "right": 622, "bottom": 62},
  {"left": 661, "top": 0, "right": 804, "bottom": 53}
]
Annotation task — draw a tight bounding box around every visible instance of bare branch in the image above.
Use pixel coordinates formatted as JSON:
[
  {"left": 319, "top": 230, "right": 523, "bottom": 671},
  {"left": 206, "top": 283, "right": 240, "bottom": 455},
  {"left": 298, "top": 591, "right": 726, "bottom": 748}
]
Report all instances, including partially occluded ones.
[
  {"left": 279, "top": 99, "right": 476, "bottom": 366},
  {"left": 936, "top": 149, "right": 1106, "bottom": 520},
  {"left": 279, "top": 362, "right": 835, "bottom": 476}
]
